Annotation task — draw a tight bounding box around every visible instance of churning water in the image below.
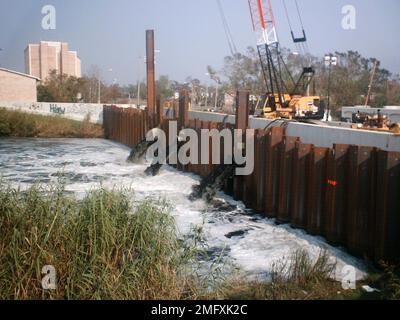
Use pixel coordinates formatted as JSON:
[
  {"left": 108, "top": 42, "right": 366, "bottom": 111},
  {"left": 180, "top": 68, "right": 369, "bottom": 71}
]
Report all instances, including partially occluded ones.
[{"left": 0, "top": 138, "right": 367, "bottom": 281}]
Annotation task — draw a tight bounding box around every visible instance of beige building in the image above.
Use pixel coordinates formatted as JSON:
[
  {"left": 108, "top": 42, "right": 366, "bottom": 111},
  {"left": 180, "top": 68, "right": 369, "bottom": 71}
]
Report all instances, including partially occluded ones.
[
  {"left": 0, "top": 68, "right": 40, "bottom": 102},
  {"left": 25, "top": 41, "right": 81, "bottom": 81}
]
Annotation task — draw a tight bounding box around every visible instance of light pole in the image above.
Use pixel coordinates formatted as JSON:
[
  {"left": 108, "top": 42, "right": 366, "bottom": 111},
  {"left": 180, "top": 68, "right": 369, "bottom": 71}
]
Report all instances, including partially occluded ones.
[
  {"left": 324, "top": 54, "right": 337, "bottom": 121},
  {"left": 97, "top": 78, "right": 101, "bottom": 104},
  {"left": 206, "top": 72, "right": 221, "bottom": 110},
  {"left": 204, "top": 85, "right": 209, "bottom": 108}
]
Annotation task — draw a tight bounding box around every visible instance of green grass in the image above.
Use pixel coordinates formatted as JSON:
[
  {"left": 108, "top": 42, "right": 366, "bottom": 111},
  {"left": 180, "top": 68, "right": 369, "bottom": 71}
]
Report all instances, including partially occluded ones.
[
  {"left": 0, "top": 181, "right": 398, "bottom": 300},
  {"left": 0, "top": 108, "right": 103, "bottom": 138},
  {"left": 0, "top": 182, "right": 200, "bottom": 300}
]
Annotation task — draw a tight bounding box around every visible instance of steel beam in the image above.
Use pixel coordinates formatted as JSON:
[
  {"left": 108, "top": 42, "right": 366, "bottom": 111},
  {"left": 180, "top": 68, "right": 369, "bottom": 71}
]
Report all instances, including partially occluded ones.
[{"left": 146, "top": 30, "right": 156, "bottom": 115}]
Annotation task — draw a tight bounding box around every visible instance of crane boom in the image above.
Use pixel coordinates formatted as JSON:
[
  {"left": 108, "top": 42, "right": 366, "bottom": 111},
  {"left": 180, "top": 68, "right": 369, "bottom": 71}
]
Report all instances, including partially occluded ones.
[
  {"left": 248, "top": 0, "right": 287, "bottom": 110},
  {"left": 248, "top": 0, "right": 278, "bottom": 46},
  {"left": 248, "top": 0, "right": 325, "bottom": 119}
]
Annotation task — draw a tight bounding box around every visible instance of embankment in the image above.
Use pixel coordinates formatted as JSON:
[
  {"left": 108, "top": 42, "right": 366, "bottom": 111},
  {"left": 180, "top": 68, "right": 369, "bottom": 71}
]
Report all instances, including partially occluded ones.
[{"left": 0, "top": 108, "right": 103, "bottom": 138}]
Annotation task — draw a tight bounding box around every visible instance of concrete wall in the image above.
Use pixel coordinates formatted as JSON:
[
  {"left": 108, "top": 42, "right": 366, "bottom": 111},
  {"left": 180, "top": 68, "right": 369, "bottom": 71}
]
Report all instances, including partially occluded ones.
[
  {"left": 0, "top": 102, "right": 139, "bottom": 124},
  {"left": 189, "top": 110, "right": 400, "bottom": 152},
  {"left": 0, "top": 70, "right": 38, "bottom": 102}
]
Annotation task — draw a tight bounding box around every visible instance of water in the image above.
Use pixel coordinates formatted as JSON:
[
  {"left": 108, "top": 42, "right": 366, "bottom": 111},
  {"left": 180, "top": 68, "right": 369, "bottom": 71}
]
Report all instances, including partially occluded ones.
[{"left": 0, "top": 138, "right": 367, "bottom": 281}]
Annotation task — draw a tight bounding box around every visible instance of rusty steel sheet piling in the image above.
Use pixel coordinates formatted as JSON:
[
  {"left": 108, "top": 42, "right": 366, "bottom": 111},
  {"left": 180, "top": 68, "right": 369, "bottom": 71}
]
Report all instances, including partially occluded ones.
[
  {"left": 306, "top": 146, "right": 329, "bottom": 235},
  {"left": 243, "top": 130, "right": 256, "bottom": 207},
  {"left": 235, "top": 90, "right": 250, "bottom": 131},
  {"left": 346, "top": 146, "right": 377, "bottom": 257},
  {"left": 290, "top": 142, "right": 312, "bottom": 229},
  {"left": 264, "top": 127, "right": 285, "bottom": 218},
  {"left": 103, "top": 103, "right": 400, "bottom": 264},
  {"left": 374, "top": 151, "right": 400, "bottom": 262},
  {"left": 254, "top": 130, "right": 267, "bottom": 212},
  {"left": 325, "top": 144, "right": 350, "bottom": 246},
  {"left": 233, "top": 90, "right": 250, "bottom": 201},
  {"left": 146, "top": 30, "right": 156, "bottom": 115},
  {"left": 178, "top": 90, "right": 189, "bottom": 131},
  {"left": 156, "top": 95, "right": 163, "bottom": 124},
  {"left": 277, "top": 136, "right": 298, "bottom": 223},
  {"left": 233, "top": 90, "right": 250, "bottom": 200}
]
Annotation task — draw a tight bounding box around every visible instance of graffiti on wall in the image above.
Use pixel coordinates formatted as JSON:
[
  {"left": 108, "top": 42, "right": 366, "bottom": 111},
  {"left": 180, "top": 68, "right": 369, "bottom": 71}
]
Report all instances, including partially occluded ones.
[{"left": 49, "top": 104, "right": 65, "bottom": 115}]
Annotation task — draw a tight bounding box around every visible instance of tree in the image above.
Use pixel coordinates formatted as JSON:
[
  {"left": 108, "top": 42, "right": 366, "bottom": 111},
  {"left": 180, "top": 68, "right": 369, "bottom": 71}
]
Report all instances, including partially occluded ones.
[
  {"left": 208, "top": 48, "right": 400, "bottom": 114},
  {"left": 156, "top": 75, "right": 174, "bottom": 98},
  {"left": 37, "top": 70, "right": 84, "bottom": 102}
]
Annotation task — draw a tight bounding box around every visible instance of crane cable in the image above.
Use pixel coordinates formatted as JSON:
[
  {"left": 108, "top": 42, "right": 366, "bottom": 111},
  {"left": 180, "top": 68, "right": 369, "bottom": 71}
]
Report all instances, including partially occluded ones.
[
  {"left": 216, "top": 0, "right": 238, "bottom": 56},
  {"left": 282, "top": 0, "right": 310, "bottom": 57}
]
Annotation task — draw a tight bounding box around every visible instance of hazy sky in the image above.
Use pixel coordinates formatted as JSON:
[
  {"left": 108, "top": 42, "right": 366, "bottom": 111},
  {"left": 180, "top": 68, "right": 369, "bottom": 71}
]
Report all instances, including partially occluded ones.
[{"left": 1, "top": 0, "right": 399, "bottom": 85}]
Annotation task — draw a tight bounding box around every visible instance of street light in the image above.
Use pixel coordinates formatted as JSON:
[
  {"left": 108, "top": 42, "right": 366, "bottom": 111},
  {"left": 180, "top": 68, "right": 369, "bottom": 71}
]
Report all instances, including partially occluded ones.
[
  {"left": 324, "top": 54, "right": 337, "bottom": 121},
  {"left": 205, "top": 72, "right": 221, "bottom": 110}
]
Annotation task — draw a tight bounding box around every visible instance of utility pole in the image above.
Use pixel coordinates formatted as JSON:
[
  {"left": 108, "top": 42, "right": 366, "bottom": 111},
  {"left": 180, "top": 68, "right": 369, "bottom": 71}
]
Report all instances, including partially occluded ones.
[
  {"left": 215, "top": 80, "right": 219, "bottom": 110},
  {"left": 204, "top": 85, "right": 208, "bottom": 108},
  {"left": 324, "top": 54, "right": 337, "bottom": 121},
  {"left": 146, "top": 30, "right": 156, "bottom": 115},
  {"left": 98, "top": 78, "right": 101, "bottom": 104},
  {"left": 365, "top": 60, "right": 378, "bottom": 107},
  {"left": 206, "top": 72, "right": 221, "bottom": 111}
]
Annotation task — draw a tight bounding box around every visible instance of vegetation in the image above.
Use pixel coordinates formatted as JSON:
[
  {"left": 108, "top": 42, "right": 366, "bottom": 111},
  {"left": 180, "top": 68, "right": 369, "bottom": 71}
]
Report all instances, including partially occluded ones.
[
  {"left": 37, "top": 68, "right": 184, "bottom": 105},
  {"left": 212, "top": 48, "right": 400, "bottom": 116},
  {"left": 0, "top": 181, "right": 398, "bottom": 300},
  {"left": 36, "top": 50, "right": 400, "bottom": 117},
  {"left": 0, "top": 108, "right": 103, "bottom": 138},
  {"left": 0, "top": 183, "right": 202, "bottom": 300}
]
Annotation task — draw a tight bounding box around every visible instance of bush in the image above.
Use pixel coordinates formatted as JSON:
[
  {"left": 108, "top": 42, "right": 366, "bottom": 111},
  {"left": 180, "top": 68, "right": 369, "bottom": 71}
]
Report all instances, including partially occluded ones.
[
  {"left": 0, "top": 108, "right": 103, "bottom": 138},
  {"left": 0, "top": 183, "right": 198, "bottom": 300}
]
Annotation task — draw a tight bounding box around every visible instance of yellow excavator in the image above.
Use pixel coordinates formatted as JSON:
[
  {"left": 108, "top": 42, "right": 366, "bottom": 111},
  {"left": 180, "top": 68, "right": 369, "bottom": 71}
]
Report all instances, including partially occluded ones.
[
  {"left": 254, "top": 94, "right": 324, "bottom": 119},
  {"left": 249, "top": 0, "right": 325, "bottom": 120}
]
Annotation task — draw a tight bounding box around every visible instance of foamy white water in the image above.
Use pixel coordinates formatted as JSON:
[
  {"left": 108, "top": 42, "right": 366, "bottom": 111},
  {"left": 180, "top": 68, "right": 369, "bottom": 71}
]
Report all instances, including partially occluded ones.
[{"left": 0, "top": 138, "right": 367, "bottom": 281}]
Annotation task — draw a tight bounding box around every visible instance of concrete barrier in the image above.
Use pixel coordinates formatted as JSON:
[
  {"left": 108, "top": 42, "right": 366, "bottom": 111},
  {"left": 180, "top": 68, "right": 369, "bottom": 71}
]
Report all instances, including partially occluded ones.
[
  {"left": 189, "top": 110, "right": 400, "bottom": 152},
  {"left": 0, "top": 101, "right": 138, "bottom": 125}
]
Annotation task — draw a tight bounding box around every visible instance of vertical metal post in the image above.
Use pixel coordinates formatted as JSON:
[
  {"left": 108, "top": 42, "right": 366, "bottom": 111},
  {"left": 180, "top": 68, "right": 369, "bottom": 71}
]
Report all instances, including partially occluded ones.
[
  {"left": 325, "top": 144, "right": 350, "bottom": 245},
  {"left": 235, "top": 90, "right": 249, "bottom": 131},
  {"left": 307, "top": 147, "right": 328, "bottom": 235},
  {"left": 178, "top": 89, "right": 189, "bottom": 130},
  {"left": 277, "top": 136, "right": 298, "bottom": 223},
  {"left": 156, "top": 95, "right": 163, "bottom": 125},
  {"left": 290, "top": 142, "right": 312, "bottom": 229},
  {"left": 264, "top": 127, "right": 284, "bottom": 217},
  {"left": 346, "top": 146, "right": 376, "bottom": 257},
  {"left": 375, "top": 151, "right": 400, "bottom": 262},
  {"left": 146, "top": 30, "right": 155, "bottom": 115},
  {"left": 233, "top": 90, "right": 250, "bottom": 201}
]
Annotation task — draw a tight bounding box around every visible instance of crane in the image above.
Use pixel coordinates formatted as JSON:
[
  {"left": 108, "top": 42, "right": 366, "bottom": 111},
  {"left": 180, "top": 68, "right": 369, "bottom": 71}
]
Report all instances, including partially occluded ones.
[
  {"left": 248, "top": 0, "right": 325, "bottom": 119},
  {"left": 365, "top": 60, "right": 378, "bottom": 107}
]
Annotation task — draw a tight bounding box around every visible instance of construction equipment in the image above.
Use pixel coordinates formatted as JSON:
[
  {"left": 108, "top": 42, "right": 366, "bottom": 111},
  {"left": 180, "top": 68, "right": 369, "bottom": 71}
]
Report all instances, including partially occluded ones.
[
  {"left": 365, "top": 60, "right": 378, "bottom": 107},
  {"left": 248, "top": 0, "right": 325, "bottom": 119}
]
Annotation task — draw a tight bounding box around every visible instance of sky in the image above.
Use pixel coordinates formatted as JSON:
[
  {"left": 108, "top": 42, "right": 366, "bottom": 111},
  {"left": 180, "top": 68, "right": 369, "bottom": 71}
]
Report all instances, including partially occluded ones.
[{"left": 0, "top": 0, "right": 399, "bottom": 86}]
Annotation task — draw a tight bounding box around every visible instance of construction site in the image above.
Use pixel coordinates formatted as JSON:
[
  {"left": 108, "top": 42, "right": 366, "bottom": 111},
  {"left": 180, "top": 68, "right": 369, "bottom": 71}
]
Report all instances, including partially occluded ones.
[
  {"left": 103, "top": 0, "right": 400, "bottom": 266},
  {"left": 1, "top": 0, "right": 400, "bottom": 305}
]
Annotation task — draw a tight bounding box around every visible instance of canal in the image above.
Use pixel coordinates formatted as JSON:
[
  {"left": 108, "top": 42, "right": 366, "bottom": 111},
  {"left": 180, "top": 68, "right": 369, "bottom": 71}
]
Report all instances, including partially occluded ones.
[{"left": 0, "top": 138, "right": 367, "bottom": 281}]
